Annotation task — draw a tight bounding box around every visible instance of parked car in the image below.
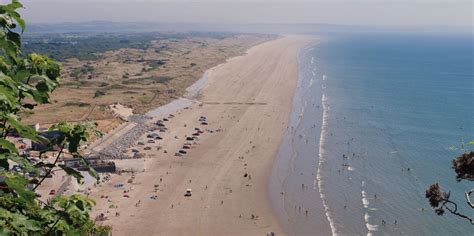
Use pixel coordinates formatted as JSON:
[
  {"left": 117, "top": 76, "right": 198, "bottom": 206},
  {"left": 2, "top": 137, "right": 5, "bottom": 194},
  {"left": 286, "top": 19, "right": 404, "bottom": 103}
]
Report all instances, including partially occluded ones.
[
  {"left": 49, "top": 189, "right": 56, "bottom": 195},
  {"left": 184, "top": 189, "right": 192, "bottom": 197},
  {"left": 147, "top": 139, "right": 155, "bottom": 143},
  {"left": 137, "top": 142, "right": 145, "bottom": 145},
  {"left": 144, "top": 147, "right": 152, "bottom": 150},
  {"left": 12, "top": 165, "right": 23, "bottom": 172}
]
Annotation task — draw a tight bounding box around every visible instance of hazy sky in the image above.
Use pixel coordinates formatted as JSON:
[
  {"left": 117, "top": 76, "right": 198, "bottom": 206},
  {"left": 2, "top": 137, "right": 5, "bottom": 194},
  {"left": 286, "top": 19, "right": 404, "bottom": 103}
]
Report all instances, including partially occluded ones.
[{"left": 17, "top": 0, "right": 473, "bottom": 27}]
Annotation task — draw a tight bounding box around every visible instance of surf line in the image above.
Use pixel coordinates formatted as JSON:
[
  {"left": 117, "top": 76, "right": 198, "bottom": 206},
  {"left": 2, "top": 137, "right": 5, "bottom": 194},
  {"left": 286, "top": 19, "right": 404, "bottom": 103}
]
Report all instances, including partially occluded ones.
[{"left": 317, "top": 91, "right": 338, "bottom": 236}]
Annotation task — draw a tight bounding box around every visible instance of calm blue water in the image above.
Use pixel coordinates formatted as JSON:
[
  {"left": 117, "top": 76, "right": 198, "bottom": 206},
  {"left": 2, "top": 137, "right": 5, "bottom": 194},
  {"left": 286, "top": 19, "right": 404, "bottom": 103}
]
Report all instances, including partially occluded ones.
[{"left": 271, "top": 33, "right": 473, "bottom": 235}]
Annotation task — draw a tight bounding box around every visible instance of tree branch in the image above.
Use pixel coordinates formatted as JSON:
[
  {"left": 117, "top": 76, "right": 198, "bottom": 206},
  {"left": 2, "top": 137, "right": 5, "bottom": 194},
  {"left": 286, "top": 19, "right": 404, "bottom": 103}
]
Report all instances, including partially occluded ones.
[
  {"left": 466, "top": 189, "right": 474, "bottom": 209},
  {"left": 443, "top": 200, "right": 474, "bottom": 225},
  {"left": 32, "top": 143, "right": 65, "bottom": 191},
  {"left": 37, "top": 198, "right": 65, "bottom": 234},
  {"left": 47, "top": 215, "right": 63, "bottom": 234}
]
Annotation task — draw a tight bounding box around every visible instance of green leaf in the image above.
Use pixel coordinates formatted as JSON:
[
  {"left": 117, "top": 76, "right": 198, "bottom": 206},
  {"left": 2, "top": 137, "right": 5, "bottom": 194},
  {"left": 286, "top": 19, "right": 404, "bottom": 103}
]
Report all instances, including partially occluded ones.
[
  {"left": 0, "top": 84, "right": 18, "bottom": 108},
  {"left": 0, "top": 156, "right": 9, "bottom": 170},
  {"left": 4, "top": 173, "right": 35, "bottom": 204},
  {"left": 29, "top": 74, "right": 59, "bottom": 92},
  {"left": 6, "top": 114, "right": 39, "bottom": 141},
  {"left": 7, "top": 154, "right": 34, "bottom": 172},
  {"left": 0, "top": 74, "right": 18, "bottom": 90},
  {"left": 88, "top": 166, "right": 99, "bottom": 181},
  {"left": 5, "top": 0, "right": 23, "bottom": 10},
  {"left": 6, "top": 31, "right": 20, "bottom": 48},
  {"left": 76, "top": 200, "right": 85, "bottom": 211},
  {"left": 10, "top": 69, "right": 29, "bottom": 82},
  {"left": 9, "top": 12, "right": 25, "bottom": 33},
  {"left": 58, "top": 164, "right": 83, "bottom": 184},
  {"left": 20, "top": 83, "right": 50, "bottom": 104},
  {"left": 34, "top": 162, "right": 55, "bottom": 171},
  {"left": 0, "top": 138, "right": 18, "bottom": 154},
  {"left": 0, "top": 37, "right": 20, "bottom": 60}
]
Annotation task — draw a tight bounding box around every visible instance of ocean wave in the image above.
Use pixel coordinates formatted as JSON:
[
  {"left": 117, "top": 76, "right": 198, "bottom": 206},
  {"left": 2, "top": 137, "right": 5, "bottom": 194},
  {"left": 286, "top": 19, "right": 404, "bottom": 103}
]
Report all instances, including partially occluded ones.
[
  {"left": 361, "top": 190, "right": 370, "bottom": 208},
  {"left": 361, "top": 182, "right": 379, "bottom": 236},
  {"left": 317, "top": 93, "right": 338, "bottom": 236}
]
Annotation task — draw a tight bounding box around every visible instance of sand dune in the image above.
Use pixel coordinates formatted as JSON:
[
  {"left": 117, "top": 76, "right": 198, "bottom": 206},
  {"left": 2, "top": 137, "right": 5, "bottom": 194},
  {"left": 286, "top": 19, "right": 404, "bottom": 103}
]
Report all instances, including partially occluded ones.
[{"left": 90, "top": 35, "right": 315, "bottom": 235}]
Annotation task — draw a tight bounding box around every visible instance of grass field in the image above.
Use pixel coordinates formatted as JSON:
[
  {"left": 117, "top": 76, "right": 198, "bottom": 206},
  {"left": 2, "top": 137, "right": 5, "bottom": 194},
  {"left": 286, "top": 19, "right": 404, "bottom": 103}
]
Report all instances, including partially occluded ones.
[{"left": 21, "top": 32, "right": 274, "bottom": 129}]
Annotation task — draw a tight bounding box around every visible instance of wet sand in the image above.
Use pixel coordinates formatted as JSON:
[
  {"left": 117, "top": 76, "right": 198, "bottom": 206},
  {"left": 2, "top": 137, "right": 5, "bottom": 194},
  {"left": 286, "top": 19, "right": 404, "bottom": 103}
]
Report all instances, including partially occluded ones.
[{"left": 90, "top": 35, "right": 315, "bottom": 235}]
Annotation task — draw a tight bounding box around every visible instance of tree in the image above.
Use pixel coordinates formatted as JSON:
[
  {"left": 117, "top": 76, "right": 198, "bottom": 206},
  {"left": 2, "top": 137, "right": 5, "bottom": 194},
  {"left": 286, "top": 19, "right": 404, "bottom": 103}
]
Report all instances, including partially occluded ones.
[
  {"left": 0, "top": 1, "right": 111, "bottom": 234},
  {"left": 426, "top": 151, "right": 474, "bottom": 225}
]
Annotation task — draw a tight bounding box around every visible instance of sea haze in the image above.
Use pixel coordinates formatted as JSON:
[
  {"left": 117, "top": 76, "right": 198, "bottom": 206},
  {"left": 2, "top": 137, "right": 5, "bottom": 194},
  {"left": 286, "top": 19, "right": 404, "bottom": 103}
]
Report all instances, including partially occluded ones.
[{"left": 271, "top": 32, "right": 473, "bottom": 235}]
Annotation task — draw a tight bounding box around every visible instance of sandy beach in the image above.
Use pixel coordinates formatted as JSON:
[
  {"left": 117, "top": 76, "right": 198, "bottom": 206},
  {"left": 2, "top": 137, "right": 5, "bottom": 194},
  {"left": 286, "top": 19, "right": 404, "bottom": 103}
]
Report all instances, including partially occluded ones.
[{"left": 89, "top": 35, "right": 315, "bottom": 235}]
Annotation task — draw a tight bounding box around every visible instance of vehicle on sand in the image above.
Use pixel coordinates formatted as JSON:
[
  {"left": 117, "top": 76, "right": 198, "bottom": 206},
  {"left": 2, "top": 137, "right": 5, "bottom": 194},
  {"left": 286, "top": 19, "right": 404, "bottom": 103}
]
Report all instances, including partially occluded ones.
[{"left": 184, "top": 189, "right": 192, "bottom": 197}]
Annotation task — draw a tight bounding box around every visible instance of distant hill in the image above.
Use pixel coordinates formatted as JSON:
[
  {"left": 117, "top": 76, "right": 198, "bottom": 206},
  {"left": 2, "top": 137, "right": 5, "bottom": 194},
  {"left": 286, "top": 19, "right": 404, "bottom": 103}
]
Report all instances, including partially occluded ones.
[
  {"left": 25, "top": 21, "right": 370, "bottom": 34},
  {"left": 26, "top": 21, "right": 470, "bottom": 36}
]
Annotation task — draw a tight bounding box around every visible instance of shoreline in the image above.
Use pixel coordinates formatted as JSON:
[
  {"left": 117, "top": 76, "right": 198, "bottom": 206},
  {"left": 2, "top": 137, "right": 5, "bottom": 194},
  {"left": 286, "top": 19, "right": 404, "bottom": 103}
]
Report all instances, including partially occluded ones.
[
  {"left": 269, "top": 41, "right": 333, "bottom": 236},
  {"left": 89, "top": 35, "right": 315, "bottom": 235}
]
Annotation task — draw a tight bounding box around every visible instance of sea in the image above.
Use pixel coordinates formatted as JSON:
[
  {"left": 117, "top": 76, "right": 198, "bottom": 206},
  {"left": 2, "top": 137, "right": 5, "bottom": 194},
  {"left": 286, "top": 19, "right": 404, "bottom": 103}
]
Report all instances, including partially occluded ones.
[{"left": 270, "top": 32, "right": 473, "bottom": 236}]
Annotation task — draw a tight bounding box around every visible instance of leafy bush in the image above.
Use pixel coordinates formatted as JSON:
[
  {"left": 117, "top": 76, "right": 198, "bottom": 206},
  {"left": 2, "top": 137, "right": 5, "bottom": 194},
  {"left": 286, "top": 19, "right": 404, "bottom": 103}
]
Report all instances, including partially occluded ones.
[
  {"left": 94, "top": 90, "right": 106, "bottom": 98},
  {"left": 0, "top": 1, "right": 110, "bottom": 234}
]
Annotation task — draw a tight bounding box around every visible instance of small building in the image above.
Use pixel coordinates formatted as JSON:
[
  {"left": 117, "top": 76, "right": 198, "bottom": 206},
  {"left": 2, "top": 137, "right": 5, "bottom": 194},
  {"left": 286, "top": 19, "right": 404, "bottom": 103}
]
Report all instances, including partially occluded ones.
[
  {"left": 63, "top": 156, "right": 116, "bottom": 173},
  {"left": 31, "top": 131, "right": 62, "bottom": 151}
]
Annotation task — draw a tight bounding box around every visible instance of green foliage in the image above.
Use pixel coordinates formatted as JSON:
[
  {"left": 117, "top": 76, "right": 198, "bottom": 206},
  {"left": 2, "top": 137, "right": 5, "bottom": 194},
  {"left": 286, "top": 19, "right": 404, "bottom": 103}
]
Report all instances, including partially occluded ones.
[
  {"left": 23, "top": 33, "right": 155, "bottom": 61},
  {"left": 0, "top": 1, "right": 110, "bottom": 235},
  {"left": 93, "top": 90, "right": 106, "bottom": 98}
]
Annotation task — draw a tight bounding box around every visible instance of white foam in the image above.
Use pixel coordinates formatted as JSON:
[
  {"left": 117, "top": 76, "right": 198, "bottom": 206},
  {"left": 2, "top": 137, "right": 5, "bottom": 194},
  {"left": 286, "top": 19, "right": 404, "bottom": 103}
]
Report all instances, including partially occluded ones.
[
  {"left": 361, "top": 183, "right": 378, "bottom": 236},
  {"left": 317, "top": 93, "right": 338, "bottom": 236},
  {"left": 366, "top": 221, "right": 379, "bottom": 232},
  {"left": 361, "top": 190, "right": 370, "bottom": 208}
]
